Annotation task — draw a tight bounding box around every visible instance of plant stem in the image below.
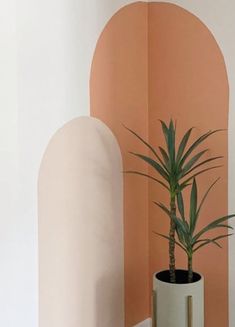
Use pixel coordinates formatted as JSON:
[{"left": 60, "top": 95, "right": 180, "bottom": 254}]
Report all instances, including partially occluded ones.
[
  {"left": 169, "top": 197, "right": 176, "bottom": 283},
  {"left": 188, "top": 254, "right": 193, "bottom": 283}
]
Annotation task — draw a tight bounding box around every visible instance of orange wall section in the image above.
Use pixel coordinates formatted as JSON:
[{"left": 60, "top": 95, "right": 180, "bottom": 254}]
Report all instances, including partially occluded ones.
[
  {"left": 90, "top": 3, "right": 149, "bottom": 326},
  {"left": 148, "top": 3, "right": 228, "bottom": 327},
  {"left": 90, "top": 2, "right": 229, "bottom": 326}
]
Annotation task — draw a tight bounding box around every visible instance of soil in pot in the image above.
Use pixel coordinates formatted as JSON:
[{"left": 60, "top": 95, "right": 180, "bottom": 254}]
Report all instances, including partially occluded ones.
[{"left": 156, "top": 269, "right": 201, "bottom": 284}]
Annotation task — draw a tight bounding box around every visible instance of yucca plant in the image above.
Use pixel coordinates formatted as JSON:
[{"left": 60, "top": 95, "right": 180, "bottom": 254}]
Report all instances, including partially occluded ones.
[
  {"left": 124, "top": 120, "right": 222, "bottom": 282},
  {"left": 156, "top": 178, "right": 234, "bottom": 283}
]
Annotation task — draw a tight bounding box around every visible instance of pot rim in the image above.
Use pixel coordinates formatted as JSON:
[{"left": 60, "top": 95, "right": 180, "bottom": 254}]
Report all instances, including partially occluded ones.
[{"left": 154, "top": 269, "right": 204, "bottom": 285}]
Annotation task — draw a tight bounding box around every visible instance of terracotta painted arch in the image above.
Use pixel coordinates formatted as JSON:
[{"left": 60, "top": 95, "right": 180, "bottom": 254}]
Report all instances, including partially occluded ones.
[{"left": 90, "top": 2, "right": 229, "bottom": 327}]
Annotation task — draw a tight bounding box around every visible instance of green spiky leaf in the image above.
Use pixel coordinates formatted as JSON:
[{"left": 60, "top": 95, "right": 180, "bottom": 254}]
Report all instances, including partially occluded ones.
[
  {"left": 176, "top": 128, "right": 193, "bottom": 164},
  {"left": 182, "top": 156, "right": 223, "bottom": 178},
  {"left": 154, "top": 232, "right": 187, "bottom": 253},
  {"left": 129, "top": 152, "right": 169, "bottom": 181},
  {"left": 193, "top": 234, "right": 233, "bottom": 252},
  {"left": 179, "top": 129, "right": 223, "bottom": 168},
  {"left": 189, "top": 178, "right": 197, "bottom": 233},
  {"left": 123, "top": 124, "right": 167, "bottom": 169},
  {"left": 123, "top": 171, "right": 169, "bottom": 190},
  {"left": 177, "top": 191, "right": 185, "bottom": 220},
  {"left": 180, "top": 150, "right": 208, "bottom": 178},
  {"left": 159, "top": 146, "right": 170, "bottom": 171},
  {"left": 180, "top": 165, "right": 222, "bottom": 190},
  {"left": 194, "top": 214, "right": 235, "bottom": 241},
  {"left": 153, "top": 201, "right": 171, "bottom": 216}
]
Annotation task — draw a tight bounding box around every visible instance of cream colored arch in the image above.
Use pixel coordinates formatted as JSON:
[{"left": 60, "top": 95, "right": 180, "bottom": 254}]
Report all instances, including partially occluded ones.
[{"left": 38, "top": 117, "right": 124, "bottom": 327}]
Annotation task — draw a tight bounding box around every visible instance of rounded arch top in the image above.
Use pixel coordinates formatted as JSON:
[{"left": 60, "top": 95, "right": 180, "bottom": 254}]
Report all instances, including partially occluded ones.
[
  {"left": 90, "top": 1, "right": 229, "bottom": 92},
  {"left": 38, "top": 116, "right": 124, "bottom": 327},
  {"left": 90, "top": 2, "right": 229, "bottom": 326}
]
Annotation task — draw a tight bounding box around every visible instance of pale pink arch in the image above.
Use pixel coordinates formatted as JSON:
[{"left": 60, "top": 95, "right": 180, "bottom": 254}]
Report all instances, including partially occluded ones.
[
  {"left": 38, "top": 117, "right": 124, "bottom": 327},
  {"left": 90, "top": 2, "right": 229, "bottom": 327}
]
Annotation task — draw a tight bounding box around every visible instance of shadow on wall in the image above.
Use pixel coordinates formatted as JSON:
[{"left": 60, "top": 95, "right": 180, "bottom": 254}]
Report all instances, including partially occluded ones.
[
  {"left": 38, "top": 117, "right": 124, "bottom": 327},
  {"left": 95, "top": 272, "right": 124, "bottom": 327}
]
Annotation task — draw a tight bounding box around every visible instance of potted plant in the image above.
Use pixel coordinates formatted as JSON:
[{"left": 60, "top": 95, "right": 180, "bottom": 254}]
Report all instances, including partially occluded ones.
[
  {"left": 124, "top": 120, "right": 222, "bottom": 282},
  {"left": 154, "top": 178, "right": 234, "bottom": 327},
  {"left": 124, "top": 120, "right": 234, "bottom": 327}
]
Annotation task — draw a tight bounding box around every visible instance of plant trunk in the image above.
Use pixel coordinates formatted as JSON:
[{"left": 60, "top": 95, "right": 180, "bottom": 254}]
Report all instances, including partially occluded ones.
[
  {"left": 188, "top": 255, "right": 193, "bottom": 283},
  {"left": 169, "top": 197, "right": 176, "bottom": 283}
]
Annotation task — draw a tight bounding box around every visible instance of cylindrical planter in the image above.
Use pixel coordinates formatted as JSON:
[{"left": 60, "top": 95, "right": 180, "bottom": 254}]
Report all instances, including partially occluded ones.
[{"left": 153, "top": 270, "right": 204, "bottom": 327}]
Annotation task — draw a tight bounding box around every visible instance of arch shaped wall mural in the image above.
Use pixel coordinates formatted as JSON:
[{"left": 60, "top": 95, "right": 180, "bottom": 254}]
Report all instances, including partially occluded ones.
[
  {"left": 38, "top": 117, "right": 124, "bottom": 327},
  {"left": 90, "top": 2, "right": 229, "bottom": 327}
]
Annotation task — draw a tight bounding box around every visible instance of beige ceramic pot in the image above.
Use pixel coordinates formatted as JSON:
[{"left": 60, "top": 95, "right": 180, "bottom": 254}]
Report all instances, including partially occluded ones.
[{"left": 153, "top": 270, "right": 204, "bottom": 327}]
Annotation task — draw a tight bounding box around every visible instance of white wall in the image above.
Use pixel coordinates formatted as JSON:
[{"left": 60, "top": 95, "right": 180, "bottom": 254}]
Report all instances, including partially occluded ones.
[
  {"left": 1, "top": 0, "right": 235, "bottom": 326},
  {"left": 0, "top": 0, "right": 23, "bottom": 325},
  {"left": 0, "top": 0, "right": 139, "bottom": 326}
]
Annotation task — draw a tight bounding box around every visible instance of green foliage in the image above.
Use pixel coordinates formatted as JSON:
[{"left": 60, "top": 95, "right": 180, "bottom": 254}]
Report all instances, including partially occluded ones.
[
  {"left": 155, "top": 178, "right": 234, "bottom": 282},
  {"left": 124, "top": 119, "right": 225, "bottom": 283},
  {"left": 123, "top": 120, "right": 223, "bottom": 196}
]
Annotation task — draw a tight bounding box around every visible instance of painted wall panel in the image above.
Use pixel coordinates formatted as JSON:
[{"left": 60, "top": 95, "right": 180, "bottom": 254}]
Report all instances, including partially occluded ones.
[
  {"left": 156, "top": 4, "right": 235, "bottom": 326},
  {"left": 90, "top": 3, "right": 149, "bottom": 325},
  {"left": 1, "top": 1, "right": 235, "bottom": 326},
  {"left": 0, "top": 1, "right": 143, "bottom": 326},
  {"left": 38, "top": 117, "right": 124, "bottom": 327},
  {"left": 91, "top": 3, "right": 229, "bottom": 326},
  {"left": 148, "top": 4, "right": 228, "bottom": 327}
]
